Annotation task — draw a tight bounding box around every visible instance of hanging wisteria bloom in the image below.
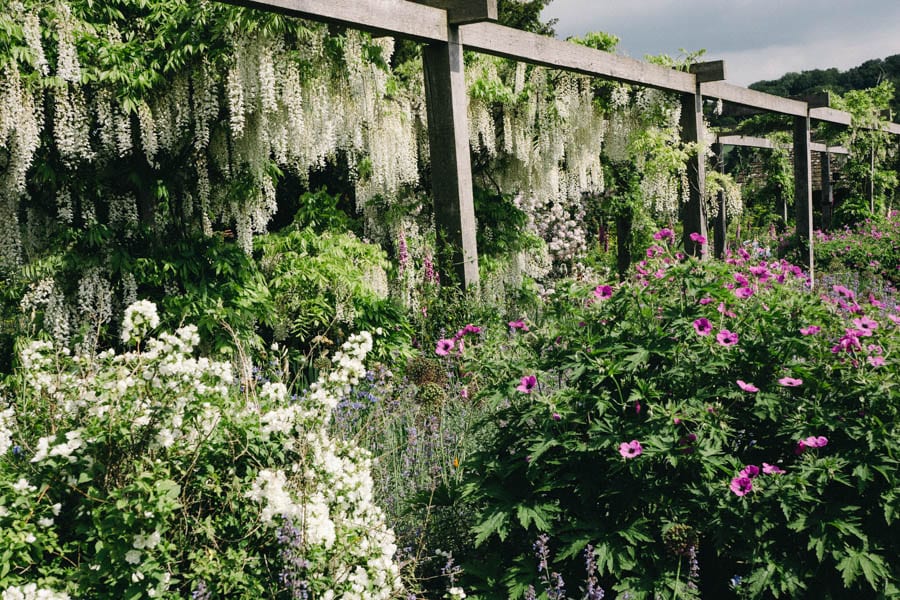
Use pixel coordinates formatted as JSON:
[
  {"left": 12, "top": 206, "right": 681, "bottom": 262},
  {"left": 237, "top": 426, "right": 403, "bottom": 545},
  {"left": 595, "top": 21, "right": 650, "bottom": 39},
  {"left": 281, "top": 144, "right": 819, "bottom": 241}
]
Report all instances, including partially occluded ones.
[
  {"left": 736, "top": 380, "right": 759, "bottom": 393},
  {"left": 435, "top": 338, "right": 455, "bottom": 356},
  {"left": 517, "top": 375, "right": 537, "bottom": 394},
  {"left": 729, "top": 476, "right": 753, "bottom": 496},
  {"left": 778, "top": 377, "right": 803, "bottom": 387},
  {"left": 693, "top": 318, "right": 712, "bottom": 336},
  {"left": 618, "top": 440, "right": 642, "bottom": 459},
  {"left": 716, "top": 330, "right": 739, "bottom": 347}
]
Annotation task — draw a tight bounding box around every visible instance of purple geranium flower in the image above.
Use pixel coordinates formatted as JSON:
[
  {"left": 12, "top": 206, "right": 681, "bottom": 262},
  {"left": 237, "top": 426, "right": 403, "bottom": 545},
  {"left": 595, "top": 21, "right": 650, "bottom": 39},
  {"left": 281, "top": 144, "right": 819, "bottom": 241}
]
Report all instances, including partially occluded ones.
[
  {"left": 730, "top": 476, "right": 753, "bottom": 496},
  {"left": 653, "top": 228, "right": 675, "bottom": 242},
  {"left": 593, "top": 285, "right": 614, "bottom": 299},
  {"left": 717, "top": 329, "right": 739, "bottom": 347},
  {"left": 517, "top": 375, "right": 537, "bottom": 394},
  {"left": 736, "top": 380, "right": 759, "bottom": 393},
  {"left": 740, "top": 465, "right": 760, "bottom": 479},
  {"left": 734, "top": 287, "right": 754, "bottom": 299},
  {"left": 618, "top": 440, "right": 643, "bottom": 459},
  {"left": 852, "top": 316, "right": 878, "bottom": 336},
  {"left": 689, "top": 232, "right": 707, "bottom": 245},
  {"left": 693, "top": 318, "right": 712, "bottom": 336},
  {"left": 778, "top": 377, "right": 803, "bottom": 387},
  {"left": 435, "top": 338, "right": 455, "bottom": 356},
  {"left": 762, "top": 463, "right": 785, "bottom": 475},
  {"left": 508, "top": 319, "right": 529, "bottom": 331},
  {"left": 800, "top": 325, "right": 821, "bottom": 336}
]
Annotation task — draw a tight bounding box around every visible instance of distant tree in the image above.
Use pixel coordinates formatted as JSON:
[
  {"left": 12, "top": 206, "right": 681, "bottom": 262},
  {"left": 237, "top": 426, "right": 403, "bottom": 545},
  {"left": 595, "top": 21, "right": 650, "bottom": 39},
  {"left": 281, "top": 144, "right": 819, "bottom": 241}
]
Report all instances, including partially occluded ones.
[{"left": 498, "top": 0, "right": 556, "bottom": 35}]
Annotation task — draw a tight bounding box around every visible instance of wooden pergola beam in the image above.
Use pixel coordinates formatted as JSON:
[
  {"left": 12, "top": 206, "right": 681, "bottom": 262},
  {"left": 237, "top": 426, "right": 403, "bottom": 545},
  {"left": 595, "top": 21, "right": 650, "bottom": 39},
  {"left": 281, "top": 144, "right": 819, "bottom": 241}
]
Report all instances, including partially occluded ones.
[
  {"left": 701, "top": 81, "right": 808, "bottom": 117},
  {"left": 411, "top": 0, "right": 496, "bottom": 24},
  {"left": 221, "top": 0, "right": 449, "bottom": 42},
  {"left": 458, "top": 22, "right": 697, "bottom": 93}
]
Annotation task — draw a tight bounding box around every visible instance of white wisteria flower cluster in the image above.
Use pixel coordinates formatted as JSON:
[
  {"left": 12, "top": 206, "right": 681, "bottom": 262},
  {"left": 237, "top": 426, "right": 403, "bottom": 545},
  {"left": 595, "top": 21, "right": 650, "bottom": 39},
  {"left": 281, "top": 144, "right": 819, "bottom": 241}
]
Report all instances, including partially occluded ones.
[{"left": 1, "top": 301, "right": 400, "bottom": 597}]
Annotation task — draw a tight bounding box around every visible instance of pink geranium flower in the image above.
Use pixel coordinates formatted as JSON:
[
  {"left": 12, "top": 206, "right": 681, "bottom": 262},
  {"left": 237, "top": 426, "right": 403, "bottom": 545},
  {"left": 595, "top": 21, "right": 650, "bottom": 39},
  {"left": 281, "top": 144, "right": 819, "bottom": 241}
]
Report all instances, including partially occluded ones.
[
  {"left": 730, "top": 476, "right": 753, "bottom": 496},
  {"left": 516, "top": 375, "right": 537, "bottom": 393},
  {"left": 762, "top": 463, "right": 786, "bottom": 475},
  {"left": 653, "top": 228, "right": 675, "bottom": 242},
  {"left": 778, "top": 377, "right": 803, "bottom": 387},
  {"left": 852, "top": 316, "right": 879, "bottom": 336},
  {"left": 734, "top": 287, "right": 754, "bottom": 299},
  {"left": 736, "top": 380, "right": 759, "bottom": 393},
  {"left": 618, "top": 440, "right": 643, "bottom": 459},
  {"left": 717, "top": 330, "right": 739, "bottom": 347},
  {"left": 868, "top": 355, "right": 886, "bottom": 367},
  {"left": 802, "top": 435, "right": 828, "bottom": 448},
  {"left": 593, "top": 285, "right": 614, "bottom": 299},
  {"left": 740, "top": 465, "right": 760, "bottom": 479},
  {"left": 435, "top": 338, "right": 455, "bottom": 356},
  {"left": 699, "top": 297, "right": 713, "bottom": 305},
  {"left": 508, "top": 319, "right": 529, "bottom": 331},
  {"left": 689, "top": 232, "right": 707, "bottom": 245},
  {"left": 693, "top": 318, "right": 712, "bottom": 336},
  {"left": 799, "top": 325, "right": 821, "bottom": 336},
  {"left": 832, "top": 285, "right": 855, "bottom": 300}
]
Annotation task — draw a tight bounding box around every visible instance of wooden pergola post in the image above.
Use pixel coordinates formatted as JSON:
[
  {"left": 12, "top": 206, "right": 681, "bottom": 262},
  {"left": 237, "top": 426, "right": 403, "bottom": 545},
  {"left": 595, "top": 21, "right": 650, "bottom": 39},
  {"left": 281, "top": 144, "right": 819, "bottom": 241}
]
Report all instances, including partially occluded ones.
[
  {"left": 712, "top": 142, "right": 726, "bottom": 259},
  {"left": 821, "top": 149, "right": 833, "bottom": 230},
  {"left": 419, "top": 1, "right": 496, "bottom": 289},
  {"left": 793, "top": 113, "right": 814, "bottom": 283},
  {"left": 680, "top": 62, "right": 723, "bottom": 259}
]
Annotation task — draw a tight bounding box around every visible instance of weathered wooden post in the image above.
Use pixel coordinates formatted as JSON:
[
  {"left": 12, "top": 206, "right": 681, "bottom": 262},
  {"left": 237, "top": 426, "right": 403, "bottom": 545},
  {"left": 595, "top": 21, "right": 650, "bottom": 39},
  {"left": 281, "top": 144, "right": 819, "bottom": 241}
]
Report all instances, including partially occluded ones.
[
  {"left": 712, "top": 141, "right": 726, "bottom": 259},
  {"left": 417, "top": 0, "right": 496, "bottom": 289},
  {"left": 680, "top": 61, "right": 724, "bottom": 258},
  {"left": 793, "top": 112, "right": 814, "bottom": 283},
  {"left": 821, "top": 149, "right": 833, "bottom": 230}
]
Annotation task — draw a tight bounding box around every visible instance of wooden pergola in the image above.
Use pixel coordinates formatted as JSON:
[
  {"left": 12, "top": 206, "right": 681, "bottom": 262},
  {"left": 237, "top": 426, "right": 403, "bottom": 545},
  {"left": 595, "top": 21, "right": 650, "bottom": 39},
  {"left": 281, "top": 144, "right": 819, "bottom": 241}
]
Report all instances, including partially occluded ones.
[{"left": 224, "top": 0, "right": 900, "bottom": 287}]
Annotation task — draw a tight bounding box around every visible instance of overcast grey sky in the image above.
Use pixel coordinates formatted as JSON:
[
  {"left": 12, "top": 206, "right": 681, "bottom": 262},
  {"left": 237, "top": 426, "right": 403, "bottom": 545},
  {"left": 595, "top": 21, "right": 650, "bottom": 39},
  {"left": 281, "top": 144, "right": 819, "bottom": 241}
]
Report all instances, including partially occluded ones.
[{"left": 540, "top": 0, "right": 900, "bottom": 86}]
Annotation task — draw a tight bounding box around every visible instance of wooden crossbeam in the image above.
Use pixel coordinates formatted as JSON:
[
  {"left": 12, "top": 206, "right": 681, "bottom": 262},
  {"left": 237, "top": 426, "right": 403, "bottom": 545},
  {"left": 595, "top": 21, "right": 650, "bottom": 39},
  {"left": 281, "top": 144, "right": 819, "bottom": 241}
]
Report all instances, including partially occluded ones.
[
  {"left": 810, "top": 107, "right": 852, "bottom": 126},
  {"left": 701, "top": 81, "right": 808, "bottom": 117},
  {"left": 221, "top": 0, "right": 448, "bottom": 42},
  {"left": 411, "top": 0, "right": 497, "bottom": 24},
  {"left": 458, "top": 22, "right": 697, "bottom": 93},
  {"left": 717, "top": 135, "right": 778, "bottom": 149}
]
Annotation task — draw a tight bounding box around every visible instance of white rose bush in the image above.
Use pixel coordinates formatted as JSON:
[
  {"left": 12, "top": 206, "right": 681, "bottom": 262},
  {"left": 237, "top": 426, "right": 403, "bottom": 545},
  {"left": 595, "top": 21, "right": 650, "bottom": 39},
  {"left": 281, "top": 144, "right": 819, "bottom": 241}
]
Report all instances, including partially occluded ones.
[{"left": 0, "top": 302, "right": 401, "bottom": 598}]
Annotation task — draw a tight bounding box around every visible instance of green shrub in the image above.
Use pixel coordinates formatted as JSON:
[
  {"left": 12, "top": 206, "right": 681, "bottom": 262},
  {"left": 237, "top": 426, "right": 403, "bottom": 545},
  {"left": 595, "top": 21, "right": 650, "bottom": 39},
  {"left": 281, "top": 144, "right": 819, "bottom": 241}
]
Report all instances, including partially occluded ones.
[{"left": 462, "top": 236, "right": 900, "bottom": 598}]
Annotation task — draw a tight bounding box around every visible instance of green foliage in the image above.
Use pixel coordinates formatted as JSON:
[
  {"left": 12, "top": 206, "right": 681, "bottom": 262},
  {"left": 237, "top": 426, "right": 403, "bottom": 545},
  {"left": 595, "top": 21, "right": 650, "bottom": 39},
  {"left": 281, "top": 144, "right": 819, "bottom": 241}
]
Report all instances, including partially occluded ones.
[
  {"left": 813, "top": 212, "right": 900, "bottom": 289},
  {"left": 255, "top": 221, "right": 412, "bottom": 367},
  {"left": 461, "top": 237, "right": 900, "bottom": 598}
]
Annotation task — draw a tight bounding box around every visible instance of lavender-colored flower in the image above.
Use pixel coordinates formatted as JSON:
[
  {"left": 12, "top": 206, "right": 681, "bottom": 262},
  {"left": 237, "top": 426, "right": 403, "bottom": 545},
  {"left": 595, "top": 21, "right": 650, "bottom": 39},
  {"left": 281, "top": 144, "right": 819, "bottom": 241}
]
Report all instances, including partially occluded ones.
[{"left": 584, "top": 545, "right": 605, "bottom": 600}]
